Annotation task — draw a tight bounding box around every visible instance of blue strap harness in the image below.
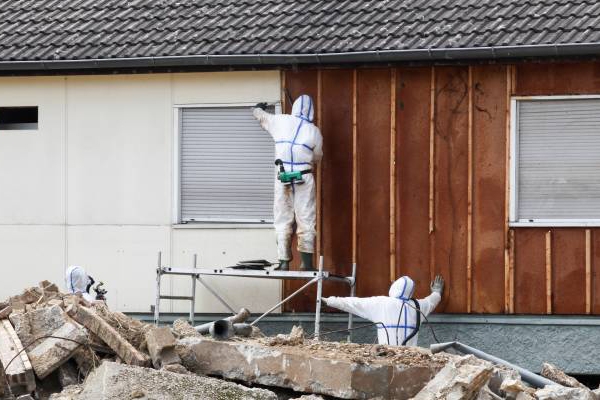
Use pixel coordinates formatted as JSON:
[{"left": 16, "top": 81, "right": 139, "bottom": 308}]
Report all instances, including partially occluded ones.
[{"left": 276, "top": 95, "right": 314, "bottom": 171}]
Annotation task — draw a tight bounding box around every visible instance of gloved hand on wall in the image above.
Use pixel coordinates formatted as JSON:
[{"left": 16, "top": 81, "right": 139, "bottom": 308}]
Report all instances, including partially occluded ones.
[
  {"left": 254, "top": 102, "right": 268, "bottom": 110},
  {"left": 430, "top": 275, "right": 445, "bottom": 295}
]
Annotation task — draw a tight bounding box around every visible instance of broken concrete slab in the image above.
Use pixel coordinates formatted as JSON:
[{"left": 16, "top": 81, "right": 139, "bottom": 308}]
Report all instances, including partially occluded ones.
[
  {"left": 0, "top": 360, "right": 5, "bottom": 398},
  {"left": 27, "top": 320, "right": 86, "bottom": 379},
  {"left": 535, "top": 385, "right": 596, "bottom": 400},
  {"left": 66, "top": 305, "right": 149, "bottom": 367},
  {"left": 178, "top": 337, "right": 442, "bottom": 400},
  {"left": 540, "top": 362, "right": 586, "bottom": 389},
  {"left": 172, "top": 318, "right": 200, "bottom": 339},
  {"left": 0, "top": 320, "right": 35, "bottom": 395},
  {"left": 64, "top": 361, "right": 277, "bottom": 400},
  {"left": 144, "top": 327, "right": 180, "bottom": 369},
  {"left": 413, "top": 355, "right": 493, "bottom": 400},
  {"left": 500, "top": 379, "right": 536, "bottom": 399},
  {"left": 9, "top": 305, "right": 67, "bottom": 346}
]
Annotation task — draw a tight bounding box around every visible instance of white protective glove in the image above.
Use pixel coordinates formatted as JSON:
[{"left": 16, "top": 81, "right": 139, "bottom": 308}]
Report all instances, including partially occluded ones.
[{"left": 430, "top": 275, "right": 445, "bottom": 296}]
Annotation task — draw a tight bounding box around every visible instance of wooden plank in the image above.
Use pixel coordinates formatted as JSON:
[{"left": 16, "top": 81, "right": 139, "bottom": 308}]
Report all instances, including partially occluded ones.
[
  {"left": 514, "top": 228, "right": 547, "bottom": 314},
  {"left": 552, "top": 229, "right": 586, "bottom": 314},
  {"left": 316, "top": 70, "right": 323, "bottom": 262},
  {"left": 508, "top": 229, "right": 515, "bottom": 313},
  {"left": 390, "top": 69, "right": 397, "bottom": 284},
  {"left": 467, "top": 66, "right": 473, "bottom": 313},
  {"left": 429, "top": 67, "right": 436, "bottom": 283},
  {"left": 320, "top": 69, "right": 355, "bottom": 301},
  {"left": 396, "top": 66, "right": 432, "bottom": 299},
  {"left": 356, "top": 68, "right": 392, "bottom": 297},
  {"left": 352, "top": 69, "right": 358, "bottom": 265},
  {"left": 471, "top": 65, "right": 508, "bottom": 314},
  {"left": 515, "top": 62, "right": 600, "bottom": 95},
  {"left": 433, "top": 66, "right": 469, "bottom": 313},
  {"left": 593, "top": 229, "right": 600, "bottom": 314},
  {"left": 586, "top": 229, "right": 592, "bottom": 314},
  {"left": 545, "top": 230, "right": 552, "bottom": 315},
  {"left": 504, "top": 66, "right": 512, "bottom": 314}
]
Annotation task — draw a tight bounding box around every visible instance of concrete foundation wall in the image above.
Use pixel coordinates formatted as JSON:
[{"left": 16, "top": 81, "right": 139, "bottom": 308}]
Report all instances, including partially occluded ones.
[
  {"left": 145, "top": 312, "right": 600, "bottom": 375},
  {"left": 0, "top": 72, "right": 281, "bottom": 313}
]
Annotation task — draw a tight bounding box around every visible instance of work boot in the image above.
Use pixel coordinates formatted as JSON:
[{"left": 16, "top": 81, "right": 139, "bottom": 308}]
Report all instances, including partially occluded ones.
[
  {"left": 276, "top": 260, "right": 289, "bottom": 271},
  {"left": 299, "top": 252, "right": 315, "bottom": 271}
]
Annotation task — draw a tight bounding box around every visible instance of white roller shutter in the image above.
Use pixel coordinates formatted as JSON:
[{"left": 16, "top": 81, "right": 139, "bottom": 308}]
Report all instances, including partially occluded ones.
[
  {"left": 516, "top": 98, "right": 600, "bottom": 222},
  {"left": 179, "top": 107, "right": 275, "bottom": 223}
]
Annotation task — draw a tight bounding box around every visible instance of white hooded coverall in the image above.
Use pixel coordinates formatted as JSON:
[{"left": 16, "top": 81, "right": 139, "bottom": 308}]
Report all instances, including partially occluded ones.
[
  {"left": 253, "top": 95, "right": 323, "bottom": 260},
  {"left": 65, "top": 265, "right": 95, "bottom": 303},
  {"left": 325, "top": 276, "right": 441, "bottom": 346}
]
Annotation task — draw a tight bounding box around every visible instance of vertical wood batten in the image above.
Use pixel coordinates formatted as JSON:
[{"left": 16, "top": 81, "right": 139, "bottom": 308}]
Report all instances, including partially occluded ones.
[
  {"left": 467, "top": 66, "right": 473, "bottom": 313},
  {"left": 586, "top": 229, "right": 592, "bottom": 314},
  {"left": 316, "top": 70, "right": 322, "bottom": 262},
  {"left": 429, "top": 66, "right": 436, "bottom": 282},
  {"left": 508, "top": 229, "right": 515, "bottom": 313},
  {"left": 352, "top": 69, "right": 358, "bottom": 265},
  {"left": 390, "top": 69, "right": 397, "bottom": 283},
  {"left": 545, "top": 230, "right": 552, "bottom": 315},
  {"left": 504, "top": 65, "right": 513, "bottom": 313}
]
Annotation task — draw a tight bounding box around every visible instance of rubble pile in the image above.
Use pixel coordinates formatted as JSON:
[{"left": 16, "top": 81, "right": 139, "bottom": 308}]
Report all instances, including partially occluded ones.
[{"left": 0, "top": 281, "right": 597, "bottom": 400}]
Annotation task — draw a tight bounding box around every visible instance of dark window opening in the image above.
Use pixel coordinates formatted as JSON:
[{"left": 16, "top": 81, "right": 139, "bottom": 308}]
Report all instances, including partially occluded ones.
[{"left": 0, "top": 107, "right": 38, "bottom": 130}]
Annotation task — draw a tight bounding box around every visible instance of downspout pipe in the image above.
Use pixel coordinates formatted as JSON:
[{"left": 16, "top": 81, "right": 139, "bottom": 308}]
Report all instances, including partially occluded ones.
[
  {"left": 1, "top": 43, "right": 600, "bottom": 71},
  {"left": 431, "top": 341, "right": 556, "bottom": 389}
]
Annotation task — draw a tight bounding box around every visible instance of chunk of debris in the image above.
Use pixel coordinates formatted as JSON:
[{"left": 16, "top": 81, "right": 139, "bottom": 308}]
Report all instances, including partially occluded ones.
[
  {"left": 91, "top": 304, "right": 150, "bottom": 350},
  {"left": 57, "top": 362, "right": 80, "bottom": 387},
  {"left": 0, "top": 306, "right": 11, "bottom": 320},
  {"left": 0, "top": 360, "right": 5, "bottom": 398},
  {"left": 179, "top": 336, "right": 441, "bottom": 399},
  {"left": 10, "top": 305, "right": 86, "bottom": 379},
  {"left": 172, "top": 318, "right": 200, "bottom": 339},
  {"left": 0, "top": 319, "right": 35, "bottom": 395},
  {"left": 266, "top": 325, "right": 304, "bottom": 346},
  {"left": 535, "top": 385, "right": 596, "bottom": 400},
  {"left": 144, "top": 326, "right": 180, "bottom": 368},
  {"left": 66, "top": 304, "right": 150, "bottom": 367},
  {"left": 55, "top": 361, "right": 277, "bottom": 400},
  {"left": 540, "top": 362, "right": 586, "bottom": 388},
  {"left": 413, "top": 355, "right": 493, "bottom": 400},
  {"left": 26, "top": 320, "right": 86, "bottom": 379},
  {"left": 500, "top": 378, "right": 536, "bottom": 399}
]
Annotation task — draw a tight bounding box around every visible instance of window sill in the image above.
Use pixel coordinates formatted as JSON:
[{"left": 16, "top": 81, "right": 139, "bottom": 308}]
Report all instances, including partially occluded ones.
[
  {"left": 172, "top": 223, "right": 274, "bottom": 230},
  {"left": 510, "top": 220, "right": 600, "bottom": 228}
]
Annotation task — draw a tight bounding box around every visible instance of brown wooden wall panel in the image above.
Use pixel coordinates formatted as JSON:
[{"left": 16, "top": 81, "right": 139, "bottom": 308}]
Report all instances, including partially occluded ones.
[
  {"left": 283, "top": 70, "right": 318, "bottom": 312},
  {"left": 356, "top": 69, "right": 392, "bottom": 297},
  {"left": 552, "top": 229, "right": 586, "bottom": 314},
  {"left": 396, "top": 66, "right": 432, "bottom": 299},
  {"left": 471, "top": 65, "right": 507, "bottom": 313},
  {"left": 593, "top": 230, "right": 600, "bottom": 314},
  {"left": 320, "top": 69, "right": 354, "bottom": 299},
  {"left": 515, "top": 62, "right": 600, "bottom": 95},
  {"left": 433, "top": 66, "right": 469, "bottom": 312},
  {"left": 514, "top": 229, "right": 547, "bottom": 314}
]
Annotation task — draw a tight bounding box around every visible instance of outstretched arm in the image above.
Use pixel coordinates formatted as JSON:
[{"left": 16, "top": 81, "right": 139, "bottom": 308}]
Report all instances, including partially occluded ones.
[
  {"left": 252, "top": 105, "right": 275, "bottom": 135},
  {"left": 323, "top": 296, "right": 382, "bottom": 322}
]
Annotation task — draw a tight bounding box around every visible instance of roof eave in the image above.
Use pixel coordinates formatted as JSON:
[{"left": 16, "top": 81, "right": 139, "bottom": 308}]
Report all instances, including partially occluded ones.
[{"left": 1, "top": 43, "right": 599, "bottom": 71}]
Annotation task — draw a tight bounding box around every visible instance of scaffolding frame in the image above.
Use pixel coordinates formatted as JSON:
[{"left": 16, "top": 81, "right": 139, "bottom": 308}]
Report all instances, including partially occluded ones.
[{"left": 154, "top": 252, "right": 357, "bottom": 340}]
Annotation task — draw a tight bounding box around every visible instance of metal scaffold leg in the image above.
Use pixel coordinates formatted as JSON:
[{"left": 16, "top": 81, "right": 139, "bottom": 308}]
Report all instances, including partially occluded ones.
[{"left": 314, "top": 255, "right": 324, "bottom": 340}]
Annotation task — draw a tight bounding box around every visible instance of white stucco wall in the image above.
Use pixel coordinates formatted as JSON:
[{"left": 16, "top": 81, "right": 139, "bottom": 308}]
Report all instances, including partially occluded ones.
[{"left": 0, "top": 71, "right": 281, "bottom": 313}]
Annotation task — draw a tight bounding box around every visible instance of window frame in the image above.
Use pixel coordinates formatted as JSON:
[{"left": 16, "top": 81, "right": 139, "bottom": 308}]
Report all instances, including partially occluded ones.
[
  {"left": 509, "top": 94, "right": 600, "bottom": 227},
  {"left": 172, "top": 102, "right": 281, "bottom": 225}
]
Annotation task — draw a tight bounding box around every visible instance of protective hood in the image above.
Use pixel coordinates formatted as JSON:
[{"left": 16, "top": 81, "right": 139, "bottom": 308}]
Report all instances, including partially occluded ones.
[
  {"left": 291, "top": 94, "right": 314, "bottom": 122},
  {"left": 66, "top": 265, "right": 91, "bottom": 294},
  {"left": 389, "top": 276, "right": 415, "bottom": 300}
]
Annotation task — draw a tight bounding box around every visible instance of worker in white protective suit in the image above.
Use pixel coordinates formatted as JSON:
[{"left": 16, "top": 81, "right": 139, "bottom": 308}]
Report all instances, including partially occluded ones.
[
  {"left": 65, "top": 265, "right": 95, "bottom": 303},
  {"left": 253, "top": 95, "right": 323, "bottom": 271},
  {"left": 323, "top": 275, "right": 445, "bottom": 346}
]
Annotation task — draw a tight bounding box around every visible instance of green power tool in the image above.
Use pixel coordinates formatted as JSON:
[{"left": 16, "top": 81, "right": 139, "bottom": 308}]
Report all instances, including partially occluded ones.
[{"left": 275, "top": 159, "right": 311, "bottom": 185}]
